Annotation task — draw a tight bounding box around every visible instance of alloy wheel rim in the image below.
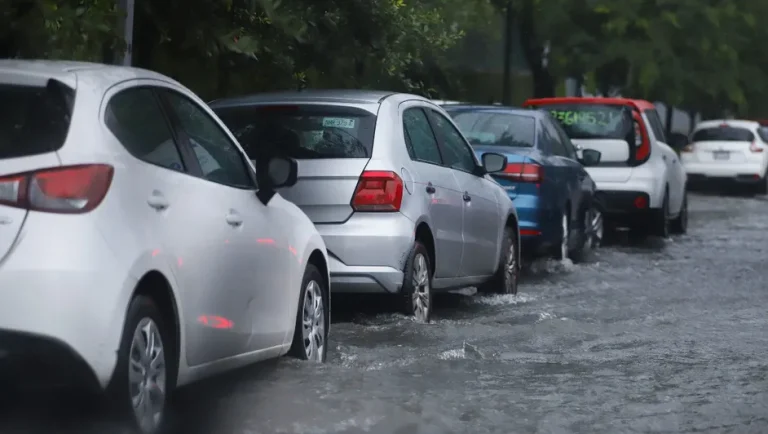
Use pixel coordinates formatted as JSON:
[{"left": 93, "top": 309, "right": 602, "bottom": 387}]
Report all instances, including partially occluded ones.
[
  {"left": 412, "top": 253, "right": 430, "bottom": 321},
  {"left": 302, "top": 280, "right": 325, "bottom": 362},
  {"left": 591, "top": 209, "right": 604, "bottom": 248},
  {"left": 560, "top": 213, "right": 569, "bottom": 259},
  {"left": 504, "top": 239, "right": 517, "bottom": 293},
  {"left": 129, "top": 318, "right": 166, "bottom": 434}
]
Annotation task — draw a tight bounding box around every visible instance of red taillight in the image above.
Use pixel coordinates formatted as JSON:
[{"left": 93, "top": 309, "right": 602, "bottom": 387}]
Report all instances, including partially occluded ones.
[
  {"left": 682, "top": 143, "right": 694, "bottom": 153},
  {"left": 497, "top": 162, "right": 542, "bottom": 183},
  {"left": 351, "top": 170, "right": 403, "bottom": 212},
  {"left": 750, "top": 141, "right": 763, "bottom": 153},
  {"left": 0, "top": 164, "right": 113, "bottom": 213},
  {"left": 635, "top": 123, "right": 650, "bottom": 162},
  {"left": 633, "top": 195, "right": 647, "bottom": 209}
]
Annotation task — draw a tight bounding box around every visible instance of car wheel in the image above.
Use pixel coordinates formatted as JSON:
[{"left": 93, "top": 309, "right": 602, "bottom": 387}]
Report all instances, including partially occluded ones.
[
  {"left": 572, "top": 206, "right": 603, "bottom": 262},
  {"left": 108, "top": 295, "right": 173, "bottom": 434},
  {"left": 288, "top": 263, "right": 328, "bottom": 362},
  {"left": 401, "top": 241, "right": 432, "bottom": 323},
  {"left": 654, "top": 193, "right": 670, "bottom": 238},
  {"left": 670, "top": 191, "right": 688, "bottom": 234},
  {"left": 553, "top": 210, "right": 570, "bottom": 260},
  {"left": 478, "top": 226, "right": 518, "bottom": 295}
]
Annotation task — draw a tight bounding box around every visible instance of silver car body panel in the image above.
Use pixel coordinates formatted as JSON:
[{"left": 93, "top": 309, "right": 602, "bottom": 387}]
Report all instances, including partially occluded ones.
[
  {"left": 0, "top": 60, "right": 329, "bottom": 390},
  {"left": 211, "top": 90, "right": 519, "bottom": 295}
]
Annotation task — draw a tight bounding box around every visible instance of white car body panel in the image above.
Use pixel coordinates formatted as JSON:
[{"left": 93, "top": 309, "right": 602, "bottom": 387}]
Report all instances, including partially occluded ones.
[
  {"left": 682, "top": 119, "right": 768, "bottom": 179},
  {"left": 0, "top": 60, "right": 329, "bottom": 392}
]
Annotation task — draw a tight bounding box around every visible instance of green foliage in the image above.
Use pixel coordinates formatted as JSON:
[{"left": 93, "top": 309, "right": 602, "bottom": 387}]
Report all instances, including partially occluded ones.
[{"left": 1, "top": 0, "right": 765, "bottom": 116}]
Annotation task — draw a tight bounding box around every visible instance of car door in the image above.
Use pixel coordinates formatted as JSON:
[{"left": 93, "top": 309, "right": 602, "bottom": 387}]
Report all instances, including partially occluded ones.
[
  {"left": 158, "top": 88, "right": 294, "bottom": 358},
  {"left": 551, "top": 117, "right": 590, "bottom": 228},
  {"left": 401, "top": 103, "right": 464, "bottom": 278},
  {"left": 427, "top": 108, "right": 500, "bottom": 277},
  {"left": 103, "top": 84, "right": 248, "bottom": 366},
  {"left": 644, "top": 109, "right": 683, "bottom": 211},
  {"left": 541, "top": 118, "right": 578, "bottom": 224}
]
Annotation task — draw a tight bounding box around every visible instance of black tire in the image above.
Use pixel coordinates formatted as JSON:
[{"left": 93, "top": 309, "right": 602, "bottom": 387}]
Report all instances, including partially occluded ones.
[
  {"left": 108, "top": 295, "right": 175, "bottom": 434},
  {"left": 571, "top": 206, "right": 602, "bottom": 262},
  {"left": 653, "top": 192, "right": 670, "bottom": 238},
  {"left": 670, "top": 191, "right": 688, "bottom": 234},
  {"left": 552, "top": 208, "right": 570, "bottom": 260},
  {"left": 288, "top": 263, "right": 328, "bottom": 362},
  {"left": 401, "top": 241, "right": 432, "bottom": 323},
  {"left": 478, "top": 226, "right": 519, "bottom": 295},
  {"left": 756, "top": 173, "right": 768, "bottom": 195}
]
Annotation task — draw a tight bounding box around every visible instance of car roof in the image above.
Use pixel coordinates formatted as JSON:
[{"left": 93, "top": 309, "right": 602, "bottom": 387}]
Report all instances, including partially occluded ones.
[
  {"left": 523, "top": 96, "right": 656, "bottom": 111},
  {"left": 694, "top": 119, "right": 762, "bottom": 130},
  {"left": 209, "top": 89, "right": 405, "bottom": 107},
  {"left": 0, "top": 59, "right": 178, "bottom": 90}
]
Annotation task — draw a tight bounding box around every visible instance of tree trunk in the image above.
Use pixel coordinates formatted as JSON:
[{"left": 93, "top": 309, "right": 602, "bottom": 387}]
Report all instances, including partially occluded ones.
[{"left": 518, "top": 0, "right": 555, "bottom": 98}]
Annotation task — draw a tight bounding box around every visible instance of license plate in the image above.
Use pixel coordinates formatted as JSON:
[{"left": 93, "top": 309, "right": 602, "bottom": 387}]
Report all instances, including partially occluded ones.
[{"left": 713, "top": 151, "right": 730, "bottom": 160}]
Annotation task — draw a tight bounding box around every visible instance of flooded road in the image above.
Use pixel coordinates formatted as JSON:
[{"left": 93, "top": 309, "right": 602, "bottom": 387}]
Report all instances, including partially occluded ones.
[{"left": 4, "top": 193, "right": 768, "bottom": 433}]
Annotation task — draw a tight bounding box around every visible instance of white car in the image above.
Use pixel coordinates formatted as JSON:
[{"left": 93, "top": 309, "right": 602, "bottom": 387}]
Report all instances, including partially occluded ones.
[
  {"left": 0, "top": 60, "right": 329, "bottom": 433},
  {"left": 523, "top": 97, "right": 688, "bottom": 238},
  {"left": 681, "top": 119, "right": 768, "bottom": 194}
]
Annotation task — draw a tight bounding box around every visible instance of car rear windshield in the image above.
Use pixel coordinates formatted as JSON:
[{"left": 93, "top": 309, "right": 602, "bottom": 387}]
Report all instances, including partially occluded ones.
[
  {"left": 692, "top": 126, "right": 755, "bottom": 142},
  {"left": 448, "top": 111, "right": 536, "bottom": 147},
  {"left": 0, "top": 79, "right": 75, "bottom": 160},
  {"left": 212, "top": 104, "right": 376, "bottom": 159},
  {"left": 532, "top": 103, "right": 632, "bottom": 140}
]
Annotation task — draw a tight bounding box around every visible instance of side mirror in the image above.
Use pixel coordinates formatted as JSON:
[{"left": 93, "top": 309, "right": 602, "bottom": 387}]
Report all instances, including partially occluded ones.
[
  {"left": 668, "top": 133, "right": 689, "bottom": 150},
  {"left": 255, "top": 156, "right": 298, "bottom": 204},
  {"left": 481, "top": 152, "right": 508, "bottom": 173},
  {"left": 579, "top": 148, "right": 602, "bottom": 166}
]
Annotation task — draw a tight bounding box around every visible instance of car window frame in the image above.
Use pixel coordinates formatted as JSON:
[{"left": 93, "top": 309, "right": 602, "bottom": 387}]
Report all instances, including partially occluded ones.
[
  {"left": 103, "top": 85, "right": 198, "bottom": 176},
  {"left": 401, "top": 105, "right": 445, "bottom": 167},
  {"left": 155, "top": 88, "right": 258, "bottom": 190},
  {"left": 644, "top": 109, "right": 667, "bottom": 143},
  {"left": 543, "top": 118, "right": 568, "bottom": 157},
  {"left": 548, "top": 116, "right": 578, "bottom": 160},
  {"left": 425, "top": 108, "right": 481, "bottom": 176}
]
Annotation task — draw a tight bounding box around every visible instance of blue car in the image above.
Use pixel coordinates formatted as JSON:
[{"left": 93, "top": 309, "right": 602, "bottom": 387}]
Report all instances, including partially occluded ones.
[{"left": 444, "top": 105, "right": 604, "bottom": 261}]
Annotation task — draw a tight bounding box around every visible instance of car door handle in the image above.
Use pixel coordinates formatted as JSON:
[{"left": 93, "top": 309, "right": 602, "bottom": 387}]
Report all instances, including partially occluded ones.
[
  {"left": 426, "top": 183, "right": 436, "bottom": 194},
  {"left": 463, "top": 192, "right": 471, "bottom": 202},
  {"left": 225, "top": 210, "right": 243, "bottom": 227},
  {"left": 147, "top": 192, "right": 169, "bottom": 210}
]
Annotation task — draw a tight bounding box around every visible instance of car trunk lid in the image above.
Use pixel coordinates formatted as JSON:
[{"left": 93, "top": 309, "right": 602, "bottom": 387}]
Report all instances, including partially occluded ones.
[{"left": 0, "top": 69, "right": 74, "bottom": 262}]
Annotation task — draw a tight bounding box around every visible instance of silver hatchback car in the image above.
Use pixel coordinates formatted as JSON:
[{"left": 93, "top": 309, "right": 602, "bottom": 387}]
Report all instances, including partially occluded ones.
[{"left": 211, "top": 90, "right": 520, "bottom": 322}]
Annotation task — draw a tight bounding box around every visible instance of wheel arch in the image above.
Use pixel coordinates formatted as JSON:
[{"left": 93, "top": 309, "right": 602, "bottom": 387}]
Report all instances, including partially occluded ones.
[{"left": 414, "top": 221, "right": 436, "bottom": 276}]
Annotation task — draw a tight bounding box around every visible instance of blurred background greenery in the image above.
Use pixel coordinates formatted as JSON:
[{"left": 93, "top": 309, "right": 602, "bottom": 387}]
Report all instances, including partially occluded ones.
[{"left": 1, "top": 0, "right": 766, "bottom": 131}]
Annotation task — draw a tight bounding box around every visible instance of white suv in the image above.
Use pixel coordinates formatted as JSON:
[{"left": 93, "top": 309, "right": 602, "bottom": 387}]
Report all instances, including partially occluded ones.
[
  {"left": 524, "top": 97, "right": 688, "bottom": 238},
  {"left": 682, "top": 119, "right": 768, "bottom": 194}
]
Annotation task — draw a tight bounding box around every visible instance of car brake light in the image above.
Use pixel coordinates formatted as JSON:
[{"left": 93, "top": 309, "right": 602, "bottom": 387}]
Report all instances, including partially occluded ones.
[
  {"left": 497, "top": 162, "right": 542, "bottom": 183},
  {"left": 681, "top": 143, "right": 694, "bottom": 152},
  {"left": 351, "top": 170, "right": 403, "bottom": 212},
  {"left": 750, "top": 141, "right": 763, "bottom": 153},
  {"left": 0, "top": 164, "right": 113, "bottom": 213},
  {"left": 633, "top": 115, "right": 651, "bottom": 162},
  {"left": 633, "top": 195, "right": 647, "bottom": 209}
]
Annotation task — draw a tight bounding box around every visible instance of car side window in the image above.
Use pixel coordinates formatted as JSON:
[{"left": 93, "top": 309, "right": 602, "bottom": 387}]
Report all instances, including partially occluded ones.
[
  {"left": 644, "top": 109, "right": 667, "bottom": 143},
  {"left": 160, "top": 90, "right": 255, "bottom": 189},
  {"left": 758, "top": 127, "right": 768, "bottom": 143},
  {"left": 105, "top": 88, "right": 185, "bottom": 172},
  {"left": 544, "top": 120, "right": 568, "bottom": 157},
  {"left": 402, "top": 107, "right": 442, "bottom": 165},
  {"left": 428, "top": 109, "right": 477, "bottom": 173},
  {"left": 550, "top": 118, "right": 578, "bottom": 159}
]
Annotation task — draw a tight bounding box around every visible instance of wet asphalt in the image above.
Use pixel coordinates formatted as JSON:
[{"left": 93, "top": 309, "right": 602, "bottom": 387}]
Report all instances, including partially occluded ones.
[{"left": 2, "top": 192, "right": 768, "bottom": 434}]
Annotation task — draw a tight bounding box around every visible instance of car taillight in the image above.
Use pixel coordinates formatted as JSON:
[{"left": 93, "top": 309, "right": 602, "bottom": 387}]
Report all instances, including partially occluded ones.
[
  {"left": 0, "top": 164, "right": 114, "bottom": 213},
  {"left": 497, "top": 162, "right": 542, "bottom": 183},
  {"left": 682, "top": 143, "right": 694, "bottom": 153},
  {"left": 750, "top": 141, "right": 763, "bottom": 153},
  {"left": 634, "top": 119, "right": 651, "bottom": 162},
  {"left": 351, "top": 170, "right": 403, "bottom": 212}
]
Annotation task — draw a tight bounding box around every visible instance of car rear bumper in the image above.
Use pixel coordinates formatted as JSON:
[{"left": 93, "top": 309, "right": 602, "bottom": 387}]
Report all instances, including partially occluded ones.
[
  {"left": 684, "top": 161, "right": 765, "bottom": 186},
  {"left": 316, "top": 212, "right": 415, "bottom": 294},
  {"left": 593, "top": 190, "right": 659, "bottom": 227},
  {"left": 0, "top": 212, "right": 135, "bottom": 390}
]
